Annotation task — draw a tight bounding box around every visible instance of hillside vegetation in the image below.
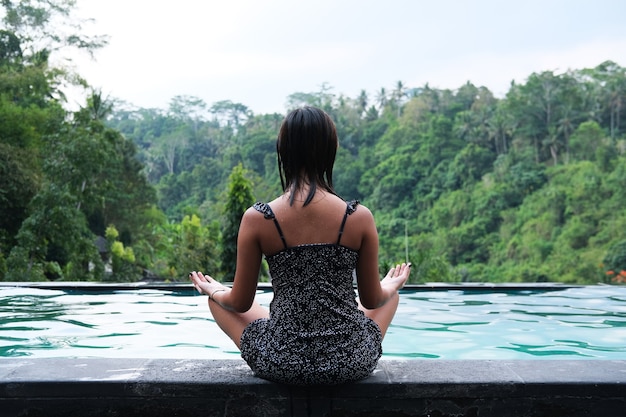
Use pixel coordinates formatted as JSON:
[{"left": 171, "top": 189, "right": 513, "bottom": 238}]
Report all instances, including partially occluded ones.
[{"left": 1, "top": 1, "right": 625, "bottom": 284}]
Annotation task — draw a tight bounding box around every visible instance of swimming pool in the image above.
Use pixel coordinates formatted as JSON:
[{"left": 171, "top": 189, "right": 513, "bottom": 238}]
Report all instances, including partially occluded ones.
[{"left": 1, "top": 284, "right": 625, "bottom": 360}]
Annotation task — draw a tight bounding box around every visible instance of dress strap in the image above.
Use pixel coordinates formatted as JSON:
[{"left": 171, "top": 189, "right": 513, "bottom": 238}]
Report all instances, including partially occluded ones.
[
  {"left": 253, "top": 202, "right": 287, "bottom": 249},
  {"left": 337, "top": 200, "right": 360, "bottom": 245}
]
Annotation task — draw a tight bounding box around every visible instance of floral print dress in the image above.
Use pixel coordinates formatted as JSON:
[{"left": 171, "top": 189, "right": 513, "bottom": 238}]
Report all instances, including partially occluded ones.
[{"left": 239, "top": 200, "right": 382, "bottom": 385}]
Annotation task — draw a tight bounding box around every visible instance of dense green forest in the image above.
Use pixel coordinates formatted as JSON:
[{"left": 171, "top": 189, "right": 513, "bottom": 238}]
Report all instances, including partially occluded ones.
[{"left": 1, "top": 0, "right": 625, "bottom": 284}]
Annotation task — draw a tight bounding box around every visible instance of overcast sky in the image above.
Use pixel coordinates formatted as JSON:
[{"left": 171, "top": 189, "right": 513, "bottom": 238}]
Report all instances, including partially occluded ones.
[{"left": 71, "top": 0, "right": 626, "bottom": 115}]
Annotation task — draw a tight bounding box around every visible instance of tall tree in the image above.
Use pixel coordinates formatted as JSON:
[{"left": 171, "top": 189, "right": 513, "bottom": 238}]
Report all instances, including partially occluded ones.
[
  {"left": 221, "top": 163, "right": 254, "bottom": 281},
  {"left": 210, "top": 100, "right": 250, "bottom": 129},
  {"left": 1, "top": 0, "right": 107, "bottom": 58},
  {"left": 5, "top": 183, "right": 101, "bottom": 281},
  {"left": 391, "top": 80, "right": 407, "bottom": 117},
  {"left": 376, "top": 87, "right": 388, "bottom": 111},
  {"left": 357, "top": 89, "right": 368, "bottom": 117},
  {"left": 590, "top": 61, "right": 626, "bottom": 141},
  {"left": 0, "top": 143, "right": 40, "bottom": 251}
]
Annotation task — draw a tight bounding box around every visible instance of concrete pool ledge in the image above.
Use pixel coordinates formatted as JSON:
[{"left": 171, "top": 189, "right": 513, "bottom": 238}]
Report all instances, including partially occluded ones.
[{"left": 1, "top": 358, "right": 624, "bottom": 416}]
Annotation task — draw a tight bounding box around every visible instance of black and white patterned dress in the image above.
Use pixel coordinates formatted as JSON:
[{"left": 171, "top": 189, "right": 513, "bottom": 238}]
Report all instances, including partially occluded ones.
[{"left": 239, "top": 200, "right": 382, "bottom": 385}]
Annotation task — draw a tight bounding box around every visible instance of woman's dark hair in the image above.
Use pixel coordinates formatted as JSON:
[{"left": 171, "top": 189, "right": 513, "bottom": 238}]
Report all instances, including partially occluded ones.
[{"left": 277, "top": 106, "right": 338, "bottom": 206}]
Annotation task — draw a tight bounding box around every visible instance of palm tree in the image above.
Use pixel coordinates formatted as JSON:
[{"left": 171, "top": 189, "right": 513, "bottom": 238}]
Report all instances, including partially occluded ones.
[
  {"left": 486, "top": 107, "right": 510, "bottom": 155},
  {"left": 86, "top": 89, "right": 113, "bottom": 121},
  {"left": 376, "top": 87, "right": 387, "bottom": 111},
  {"left": 357, "top": 89, "right": 368, "bottom": 117},
  {"left": 391, "top": 80, "right": 407, "bottom": 117}
]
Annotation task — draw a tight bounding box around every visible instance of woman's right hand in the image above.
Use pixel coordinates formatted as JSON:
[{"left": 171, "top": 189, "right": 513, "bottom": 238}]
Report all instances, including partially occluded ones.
[{"left": 380, "top": 263, "right": 411, "bottom": 291}]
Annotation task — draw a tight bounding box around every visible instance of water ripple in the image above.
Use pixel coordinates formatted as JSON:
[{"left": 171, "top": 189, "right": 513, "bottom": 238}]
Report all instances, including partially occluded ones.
[{"left": 1, "top": 286, "right": 625, "bottom": 360}]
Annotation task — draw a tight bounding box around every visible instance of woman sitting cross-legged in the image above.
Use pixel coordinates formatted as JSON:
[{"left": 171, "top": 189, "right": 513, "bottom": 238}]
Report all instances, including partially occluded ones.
[{"left": 190, "top": 106, "right": 410, "bottom": 385}]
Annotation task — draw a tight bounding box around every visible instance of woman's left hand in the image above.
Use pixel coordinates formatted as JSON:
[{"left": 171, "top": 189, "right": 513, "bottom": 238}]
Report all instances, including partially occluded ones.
[
  {"left": 189, "top": 271, "right": 227, "bottom": 296},
  {"left": 380, "top": 262, "right": 411, "bottom": 291}
]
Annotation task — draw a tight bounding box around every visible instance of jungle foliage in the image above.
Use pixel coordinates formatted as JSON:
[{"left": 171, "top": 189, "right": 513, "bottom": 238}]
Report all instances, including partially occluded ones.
[{"left": 1, "top": 1, "right": 625, "bottom": 284}]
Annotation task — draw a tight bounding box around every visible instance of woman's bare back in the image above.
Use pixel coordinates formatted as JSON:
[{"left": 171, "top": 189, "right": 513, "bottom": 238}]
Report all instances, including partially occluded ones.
[{"left": 255, "top": 192, "right": 365, "bottom": 256}]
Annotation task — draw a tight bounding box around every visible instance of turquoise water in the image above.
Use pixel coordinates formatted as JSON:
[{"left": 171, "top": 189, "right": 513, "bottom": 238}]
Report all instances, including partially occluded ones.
[{"left": 1, "top": 286, "right": 625, "bottom": 360}]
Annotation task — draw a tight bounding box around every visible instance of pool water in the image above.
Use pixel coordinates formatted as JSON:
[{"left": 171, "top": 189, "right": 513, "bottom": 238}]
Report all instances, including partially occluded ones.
[{"left": 1, "top": 286, "right": 625, "bottom": 360}]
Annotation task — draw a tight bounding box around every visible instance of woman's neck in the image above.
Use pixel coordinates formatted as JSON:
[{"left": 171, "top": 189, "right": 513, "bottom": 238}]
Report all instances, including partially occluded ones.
[{"left": 284, "top": 184, "right": 327, "bottom": 204}]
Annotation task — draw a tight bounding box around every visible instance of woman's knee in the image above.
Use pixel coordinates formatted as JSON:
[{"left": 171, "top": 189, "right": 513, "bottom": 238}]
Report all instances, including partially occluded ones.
[{"left": 208, "top": 298, "right": 268, "bottom": 348}]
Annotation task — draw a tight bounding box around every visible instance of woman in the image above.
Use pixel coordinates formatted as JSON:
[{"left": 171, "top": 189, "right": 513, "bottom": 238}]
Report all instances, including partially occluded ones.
[{"left": 190, "top": 106, "right": 410, "bottom": 385}]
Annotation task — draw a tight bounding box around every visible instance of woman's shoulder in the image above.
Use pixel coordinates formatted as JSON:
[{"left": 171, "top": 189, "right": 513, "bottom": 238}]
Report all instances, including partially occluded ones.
[
  {"left": 339, "top": 200, "right": 375, "bottom": 235},
  {"left": 242, "top": 203, "right": 273, "bottom": 226},
  {"left": 349, "top": 201, "right": 373, "bottom": 218},
  {"left": 244, "top": 197, "right": 290, "bottom": 222},
  {"left": 249, "top": 201, "right": 274, "bottom": 219}
]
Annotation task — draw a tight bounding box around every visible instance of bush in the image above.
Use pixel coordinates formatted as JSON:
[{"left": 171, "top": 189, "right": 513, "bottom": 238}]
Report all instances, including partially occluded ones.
[{"left": 603, "top": 240, "right": 626, "bottom": 284}]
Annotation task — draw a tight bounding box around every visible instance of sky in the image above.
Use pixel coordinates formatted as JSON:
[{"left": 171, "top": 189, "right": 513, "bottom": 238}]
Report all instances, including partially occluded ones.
[{"left": 69, "top": 0, "right": 626, "bottom": 116}]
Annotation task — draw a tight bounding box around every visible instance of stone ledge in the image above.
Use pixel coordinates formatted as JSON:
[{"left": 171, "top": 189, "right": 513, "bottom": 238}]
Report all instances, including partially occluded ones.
[{"left": 1, "top": 358, "right": 624, "bottom": 416}]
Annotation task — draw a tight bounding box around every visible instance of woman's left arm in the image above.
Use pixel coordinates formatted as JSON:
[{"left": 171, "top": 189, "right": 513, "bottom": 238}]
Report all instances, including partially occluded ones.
[{"left": 190, "top": 208, "right": 263, "bottom": 312}]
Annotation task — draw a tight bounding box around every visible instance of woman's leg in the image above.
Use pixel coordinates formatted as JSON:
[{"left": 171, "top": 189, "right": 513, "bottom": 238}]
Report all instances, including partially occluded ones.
[
  {"left": 358, "top": 291, "right": 399, "bottom": 338},
  {"left": 208, "top": 298, "right": 269, "bottom": 349}
]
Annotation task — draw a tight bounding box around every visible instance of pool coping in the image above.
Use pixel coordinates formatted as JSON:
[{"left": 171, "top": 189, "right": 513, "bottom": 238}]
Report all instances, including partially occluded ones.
[{"left": 1, "top": 358, "right": 625, "bottom": 417}]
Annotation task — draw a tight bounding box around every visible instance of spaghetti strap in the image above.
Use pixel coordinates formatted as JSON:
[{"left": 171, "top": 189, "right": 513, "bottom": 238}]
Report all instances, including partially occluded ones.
[
  {"left": 253, "top": 202, "right": 287, "bottom": 249},
  {"left": 337, "top": 200, "right": 359, "bottom": 245}
]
